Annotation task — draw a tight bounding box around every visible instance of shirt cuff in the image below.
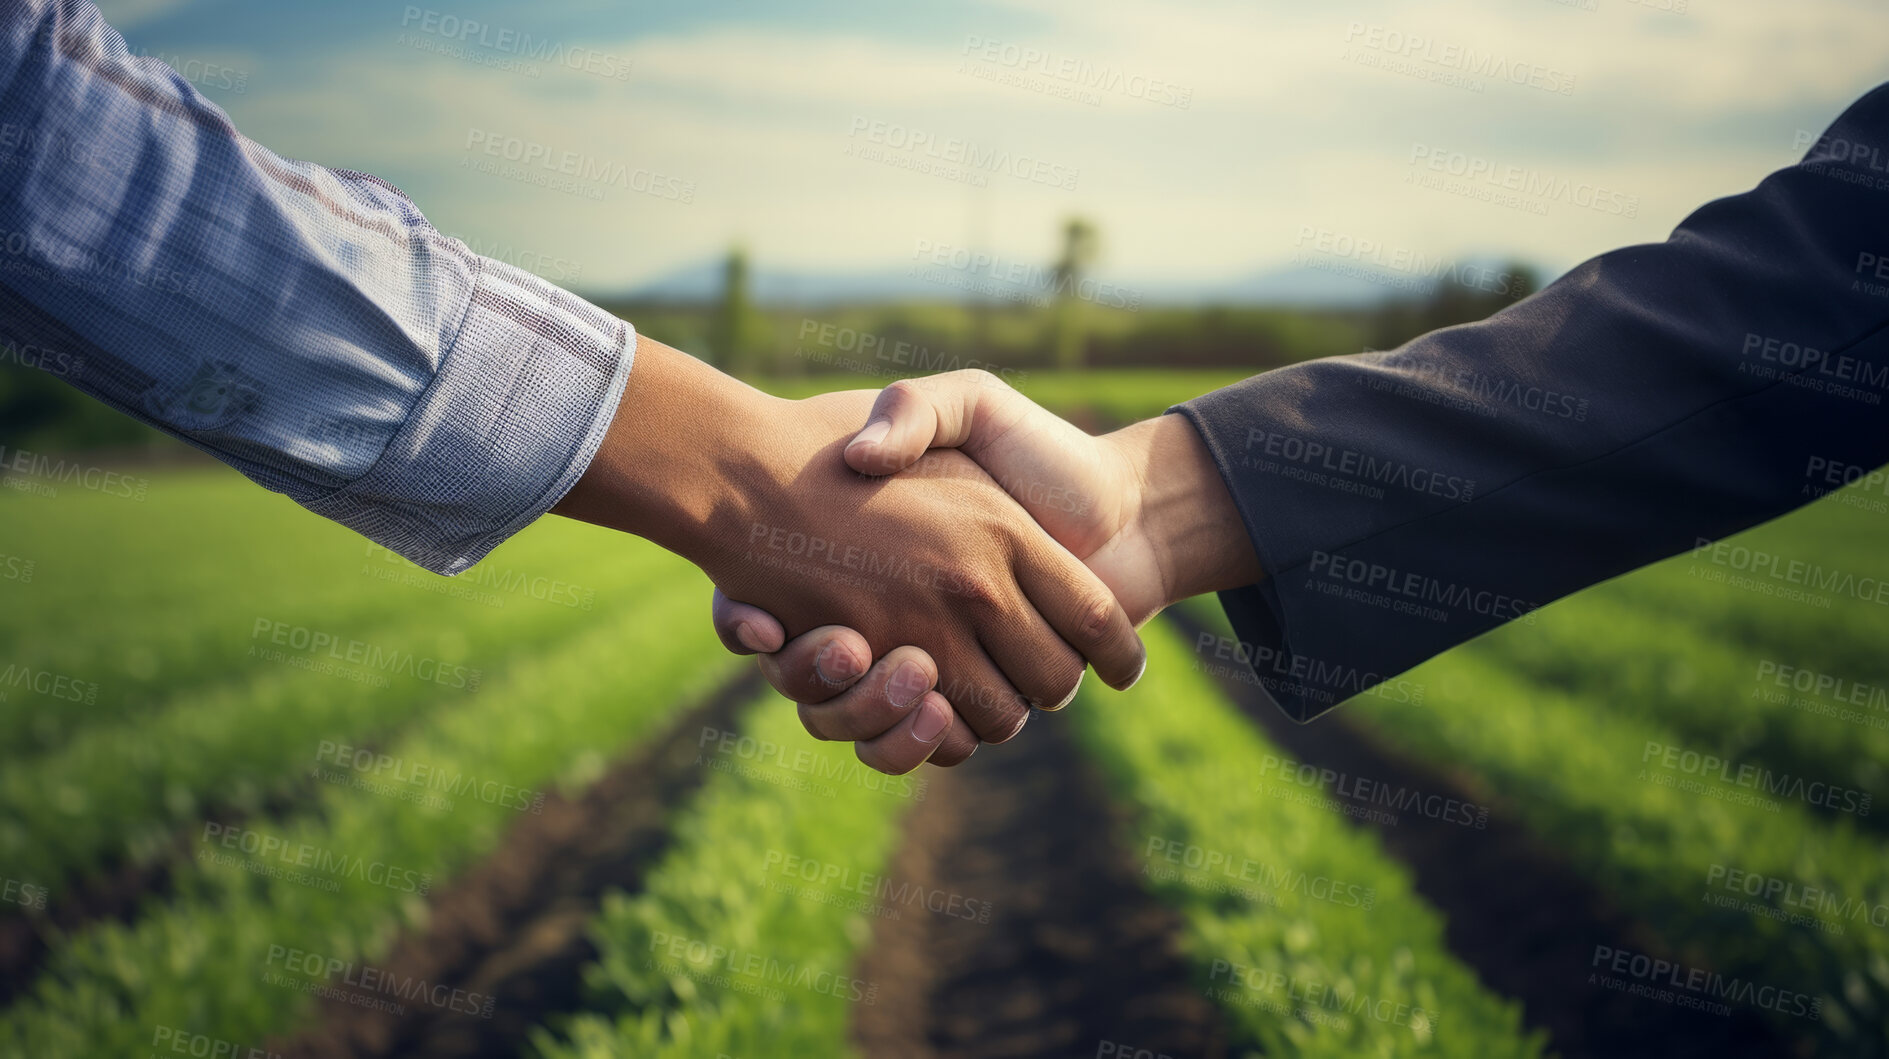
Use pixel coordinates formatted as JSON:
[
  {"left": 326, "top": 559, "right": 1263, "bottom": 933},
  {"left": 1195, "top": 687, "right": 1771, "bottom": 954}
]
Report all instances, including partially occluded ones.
[{"left": 303, "top": 256, "right": 635, "bottom": 576}]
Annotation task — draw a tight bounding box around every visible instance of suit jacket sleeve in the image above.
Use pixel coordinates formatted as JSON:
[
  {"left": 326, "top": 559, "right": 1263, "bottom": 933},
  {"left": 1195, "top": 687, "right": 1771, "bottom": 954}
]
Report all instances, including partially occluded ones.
[{"left": 1174, "top": 81, "right": 1889, "bottom": 722}]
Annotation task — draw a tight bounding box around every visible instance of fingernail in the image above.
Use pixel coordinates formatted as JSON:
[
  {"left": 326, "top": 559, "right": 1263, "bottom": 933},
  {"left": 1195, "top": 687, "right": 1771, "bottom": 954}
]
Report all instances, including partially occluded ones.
[
  {"left": 1115, "top": 653, "right": 1148, "bottom": 692},
  {"left": 815, "top": 641, "right": 862, "bottom": 685},
  {"left": 911, "top": 700, "right": 950, "bottom": 742},
  {"left": 735, "top": 621, "right": 769, "bottom": 654},
  {"left": 888, "top": 661, "right": 928, "bottom": 707},
  {"left": 849, "top": 419, "right": 891, "bottom": 450}
]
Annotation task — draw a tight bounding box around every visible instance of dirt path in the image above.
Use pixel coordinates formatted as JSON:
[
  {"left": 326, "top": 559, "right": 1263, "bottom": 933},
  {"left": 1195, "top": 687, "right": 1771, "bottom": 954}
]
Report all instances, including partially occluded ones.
[
  {"left": 1166, "top": 610, "right": 1791, "bottom": 1058},
  {"left": 276, "top": 669, "right": 763, "bottom": 1059},
  {"left": 850, "top": 714, "right": 1230, "bottom": 1059}
]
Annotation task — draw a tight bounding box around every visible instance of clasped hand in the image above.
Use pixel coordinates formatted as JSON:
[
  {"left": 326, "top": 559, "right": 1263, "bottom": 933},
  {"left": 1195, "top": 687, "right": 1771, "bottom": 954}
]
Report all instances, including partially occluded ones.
[{"left": 707, "top": 367, "right": 1261, "bottom": 774}]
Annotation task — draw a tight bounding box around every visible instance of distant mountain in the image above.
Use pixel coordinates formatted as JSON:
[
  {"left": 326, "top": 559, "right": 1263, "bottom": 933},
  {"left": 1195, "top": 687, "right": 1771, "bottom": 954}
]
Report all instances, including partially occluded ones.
[{"left": 607, "top": 254, "right": 1541, "bottom": 308}]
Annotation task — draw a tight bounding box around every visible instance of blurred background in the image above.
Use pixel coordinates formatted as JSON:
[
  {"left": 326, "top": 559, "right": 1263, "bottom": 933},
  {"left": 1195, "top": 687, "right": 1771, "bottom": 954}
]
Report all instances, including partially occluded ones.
[{"left": 4, "top": 1, "right": 1889, "bottom": 1057}]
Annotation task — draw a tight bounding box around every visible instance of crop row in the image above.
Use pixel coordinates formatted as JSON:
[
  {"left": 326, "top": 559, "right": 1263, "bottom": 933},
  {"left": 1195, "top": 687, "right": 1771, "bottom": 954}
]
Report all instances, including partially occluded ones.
[
  {"left": 1071, "top": 621, "right": 1546, "bottom": 1058},
  {"left": 1350, "top": 642, "right": 1889, "bottom": 1054},
  {"left": 0, "top": 554, "right": 738, "bottom": 1056},
  {"left": 1, "top": 485, "right": 695, "bottom": 903},
  {"left": 533, "top": 687, "right": 923, "bottom": 1058}
]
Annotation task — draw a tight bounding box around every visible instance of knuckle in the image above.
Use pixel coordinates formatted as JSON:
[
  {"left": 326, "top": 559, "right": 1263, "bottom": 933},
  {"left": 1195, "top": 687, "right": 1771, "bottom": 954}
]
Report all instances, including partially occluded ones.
[
  {"left": 1074, "top": 590, "right": 1119, "bottom": 648},
  {"left": 881, "top": 377, "right": 920, "bottom": 405},
  {"left": 957, "top": 367, "right": 1005, "bottom": 393},
  {"left": 954, "top": 571, "right": 1004, "bottom": 610}
]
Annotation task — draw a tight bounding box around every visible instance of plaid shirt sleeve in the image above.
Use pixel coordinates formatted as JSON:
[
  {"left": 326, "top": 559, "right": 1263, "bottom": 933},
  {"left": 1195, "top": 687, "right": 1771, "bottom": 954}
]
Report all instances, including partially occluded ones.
[{"left": 0, "top": 0, "right": 635, "bottom": 575}]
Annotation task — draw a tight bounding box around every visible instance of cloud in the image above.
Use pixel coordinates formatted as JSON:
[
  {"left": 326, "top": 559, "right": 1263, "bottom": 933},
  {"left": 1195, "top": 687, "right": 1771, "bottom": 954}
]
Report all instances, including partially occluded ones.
[{"left": 206, "top": 0, "right": 1889, "bottom": 291}]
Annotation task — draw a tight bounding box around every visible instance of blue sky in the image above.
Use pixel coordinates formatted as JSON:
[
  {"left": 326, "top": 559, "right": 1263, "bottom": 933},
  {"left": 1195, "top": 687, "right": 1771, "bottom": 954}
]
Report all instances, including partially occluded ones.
[{"left": 102, "top": 0, "right": 1889, "bottom": 297}]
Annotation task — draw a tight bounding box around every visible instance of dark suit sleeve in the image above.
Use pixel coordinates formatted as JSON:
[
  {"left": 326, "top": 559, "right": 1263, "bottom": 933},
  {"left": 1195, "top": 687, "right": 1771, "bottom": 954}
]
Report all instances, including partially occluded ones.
[{"left": 1174, "top": 82, "right": 1889, "bottom": 722}]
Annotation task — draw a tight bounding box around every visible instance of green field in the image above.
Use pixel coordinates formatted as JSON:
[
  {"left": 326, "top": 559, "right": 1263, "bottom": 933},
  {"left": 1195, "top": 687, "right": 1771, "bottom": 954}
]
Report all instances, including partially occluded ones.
[{"left": 2, "top": 369, "right": 1884, "bottom": 1057}]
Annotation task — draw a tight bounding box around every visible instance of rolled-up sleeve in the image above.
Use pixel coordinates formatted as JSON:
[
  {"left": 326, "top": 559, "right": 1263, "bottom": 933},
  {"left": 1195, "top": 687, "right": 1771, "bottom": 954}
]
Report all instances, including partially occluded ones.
[{"left": 0, "top": 0, "right": 633, "bottom": 574}]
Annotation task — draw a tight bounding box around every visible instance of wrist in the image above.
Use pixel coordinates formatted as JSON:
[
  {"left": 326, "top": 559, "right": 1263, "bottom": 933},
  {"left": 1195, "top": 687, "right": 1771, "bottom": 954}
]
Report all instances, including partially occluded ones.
[
  {"left": 1106, "top": 413, "right": 1262, "bottom": 609},
  {"left": 552, "top": 339, "right": 773, "bottom": 566}
]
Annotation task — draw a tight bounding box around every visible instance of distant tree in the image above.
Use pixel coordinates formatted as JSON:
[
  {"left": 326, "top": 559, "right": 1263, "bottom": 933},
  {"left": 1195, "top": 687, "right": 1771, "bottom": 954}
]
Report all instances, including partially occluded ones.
[
  {"left": 1369, "top": 259, "right": 1541, "bottom": 352},
  {"left": 1051, "top": 217, "right": 1099, "bottom": 371},
  {"left": 710, "top": 246, "right": 764, "bottom": 376}
]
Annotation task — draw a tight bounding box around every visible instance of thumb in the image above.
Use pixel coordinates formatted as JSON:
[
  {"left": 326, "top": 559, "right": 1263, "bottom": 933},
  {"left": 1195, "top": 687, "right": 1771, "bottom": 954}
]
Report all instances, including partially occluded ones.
[{"left": 843, "top": 370, "right": 1005, "bottom": 476}]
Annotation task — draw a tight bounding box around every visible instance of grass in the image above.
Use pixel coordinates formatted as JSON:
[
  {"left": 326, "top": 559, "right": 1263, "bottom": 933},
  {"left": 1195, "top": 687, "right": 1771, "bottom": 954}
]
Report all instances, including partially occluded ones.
[
  {"left": 0, "top": 474, "right": 701, "bottom": 903},
  {"left": 1071, "top": 621, "right": 1545, "bottom": 1058},
  {"left": 532, "top": 691, "right": 921, "bottom": 1059},
  {"left": 0, "top": 557, "right": 740, "bottom": 1056}
]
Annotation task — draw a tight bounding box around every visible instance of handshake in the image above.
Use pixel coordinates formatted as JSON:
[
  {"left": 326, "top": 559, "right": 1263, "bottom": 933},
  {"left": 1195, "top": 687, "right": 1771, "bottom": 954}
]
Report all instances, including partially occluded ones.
[{"left": 555, "top": 339, "right": 1262, "bottom": 775}]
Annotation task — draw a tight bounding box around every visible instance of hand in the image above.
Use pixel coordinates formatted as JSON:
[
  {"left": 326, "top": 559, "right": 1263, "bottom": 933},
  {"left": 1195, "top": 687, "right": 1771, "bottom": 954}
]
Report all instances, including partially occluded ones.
[
  {"left": 555, "top": 345, "right": 1148, "bottom": 773},
  {"left": 715, "top": 369, "right": 1262, "bottom": 767}
]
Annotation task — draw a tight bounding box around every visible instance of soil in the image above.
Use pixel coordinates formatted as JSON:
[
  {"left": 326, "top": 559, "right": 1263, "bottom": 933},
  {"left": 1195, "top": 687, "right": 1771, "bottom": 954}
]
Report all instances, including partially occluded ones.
[
  {"left": 274, "top": 669, "right": 763, "bottom": 1059},
  {"left": 850, "top": 714, "right": 1231, "bottom": 1059},
  {"left": 1166, "top": 609, "right": 1797, "bottom": 1059}
]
